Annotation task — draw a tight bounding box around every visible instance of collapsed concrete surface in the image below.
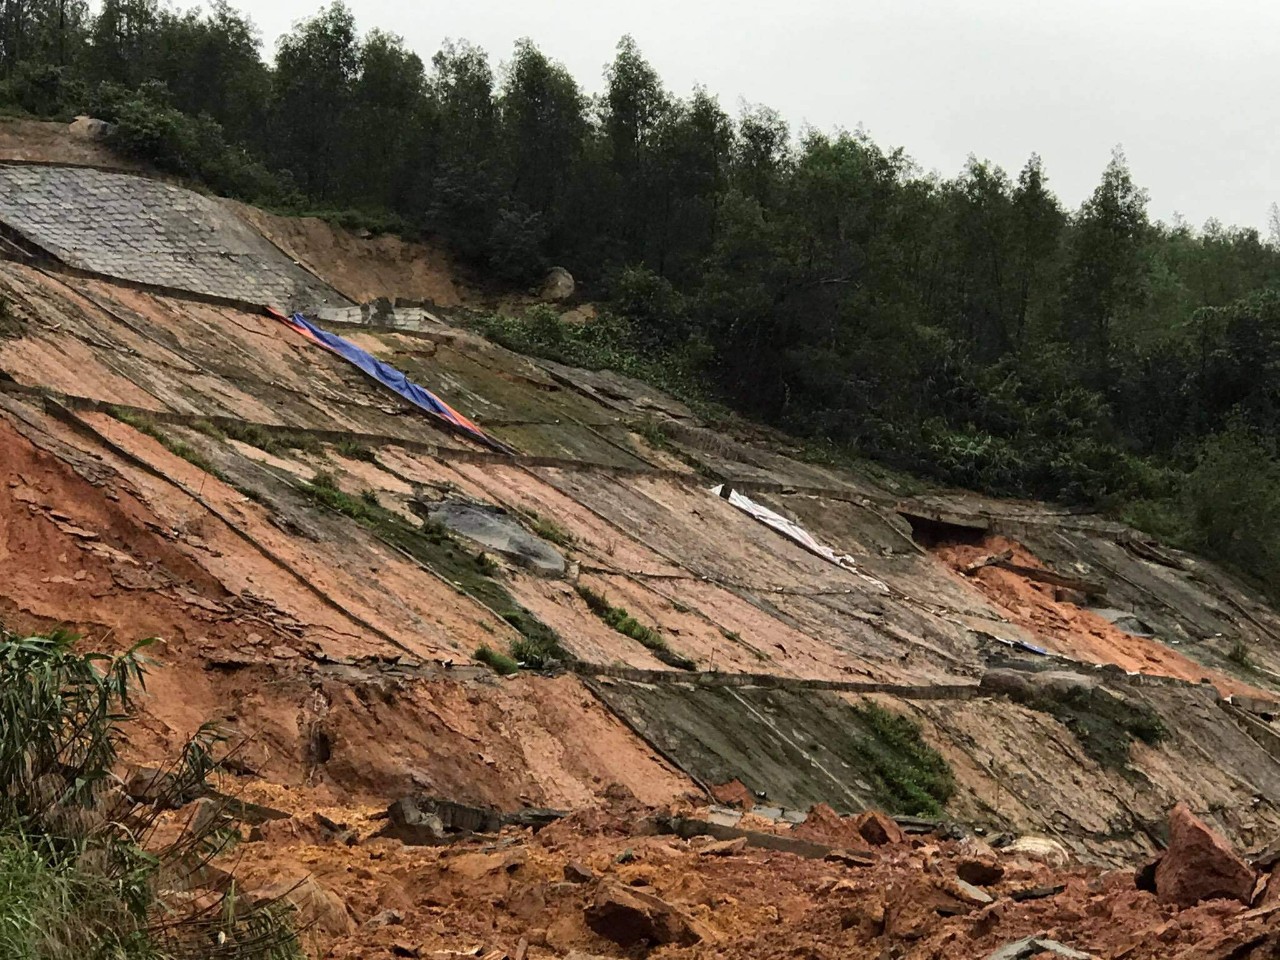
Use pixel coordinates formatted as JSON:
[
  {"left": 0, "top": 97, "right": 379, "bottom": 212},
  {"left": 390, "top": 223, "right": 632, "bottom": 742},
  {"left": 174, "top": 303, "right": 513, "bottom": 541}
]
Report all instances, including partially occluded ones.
[{"left": 4, "top": 158, "right": 1280, "bottom": 954}]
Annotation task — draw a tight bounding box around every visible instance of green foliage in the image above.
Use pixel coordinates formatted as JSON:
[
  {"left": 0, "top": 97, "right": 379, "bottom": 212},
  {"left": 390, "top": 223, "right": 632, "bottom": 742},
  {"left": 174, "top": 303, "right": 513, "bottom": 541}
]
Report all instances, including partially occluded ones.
[
  {"left": 1227, "top": 637, "right": 1253, "bottom": 669},
  {"left": 302, "top": 472, "right": 566, "bottom": 668},
  {"left": 528, "top": 513, "right": 574, "bottom": 548},
  {"left": 1020, "top": 684, "right": 1167, "bottom": 772},
  {"left": 221, "top": 422, "right": 323, "bottom": 457},
  {"left": 1182, "top": 425, "right": 1280, "bottom": 591},
  {"left": 0, "top": 625, "right": 303, "bottom": 959},
  {"left": 575, "top": 585, "right": 695, "bottom": 670},
  {"left": 105, "top": 408, "right": 224, "bottom": 479},
  {"left": 12, "top": 4, "right": 1280, "bottom": 591},
  {"left": 847, "top": 701, "right": 954, "bottom": 817},
  {"left": 474, "top": 644, "right": 518, "bottom": 676},
  {"left": 335, "top": 439, "right": 378, "bottom": 462}
]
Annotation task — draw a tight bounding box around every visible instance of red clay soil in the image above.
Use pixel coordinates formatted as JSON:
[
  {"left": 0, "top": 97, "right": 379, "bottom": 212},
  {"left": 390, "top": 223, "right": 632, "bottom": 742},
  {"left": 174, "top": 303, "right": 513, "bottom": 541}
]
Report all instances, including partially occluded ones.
[
  {"left": 208, "top": 791, "right": 1280, "bottom": 960},
  {"left": 935, "top": 537, "right": 1269, "bottom": 699}
]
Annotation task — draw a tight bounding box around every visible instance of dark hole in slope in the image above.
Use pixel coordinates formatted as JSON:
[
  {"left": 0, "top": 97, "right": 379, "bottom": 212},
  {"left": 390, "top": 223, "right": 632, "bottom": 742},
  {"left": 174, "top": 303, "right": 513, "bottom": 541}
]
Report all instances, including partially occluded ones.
[{"left": 898, "top": 509, "right": 989, "bottom": 547}]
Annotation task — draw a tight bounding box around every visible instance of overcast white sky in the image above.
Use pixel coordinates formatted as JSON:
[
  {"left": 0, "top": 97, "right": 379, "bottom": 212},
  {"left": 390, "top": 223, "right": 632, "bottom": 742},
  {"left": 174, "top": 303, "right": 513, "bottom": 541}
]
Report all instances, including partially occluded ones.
[{"left": 229, "top": 0, "right": 1278, "bottom": 232}]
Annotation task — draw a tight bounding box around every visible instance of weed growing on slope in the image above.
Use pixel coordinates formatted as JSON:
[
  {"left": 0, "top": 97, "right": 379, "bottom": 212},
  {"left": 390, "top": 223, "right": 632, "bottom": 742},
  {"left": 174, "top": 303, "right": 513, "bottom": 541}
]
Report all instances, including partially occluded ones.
[
  {"left": 106, "top": 408, "right": 226, "bottom": 480},
  {"left": 222, "top": 421, "right": 324, "bottom": 457},
  {"left": 528, "top": 513, "right": 575, "bottom": 548},
  {"left": 576, "top": 585, "right": 695, "bottom": 670},
  {"left": 189, "top": 418, "right": 225, "bottom": 439},
  {"left": 848, "top": 700, "right": 955, "bottom": 817},
  {"left": 336, "top": 439, "right": 379, "bottom": 462},
  {"left": 1020, "top": 685, "right": 1167, "bottom": 772},
  {"left": 0, "top": 296, "right": 25, "bottom": 339},
  {"left": 1227, "top": 637, "right": 1254, "bottom": 670},
  {"left": 474, "top": 644, "right": 519, "bottom": 676}
]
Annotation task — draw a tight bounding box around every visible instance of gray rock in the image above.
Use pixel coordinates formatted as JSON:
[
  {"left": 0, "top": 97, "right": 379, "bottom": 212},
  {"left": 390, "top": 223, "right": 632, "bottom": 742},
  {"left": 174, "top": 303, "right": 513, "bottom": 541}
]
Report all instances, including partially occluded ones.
[
  {"left": 539, "top": 266, "right": 575, "bottom": 301},
  {"left": 986, "top": 937, "right": 1092, "bottom": 960},
  {"left": 426, "top": 500, "right": 566, "bottom": 576}
]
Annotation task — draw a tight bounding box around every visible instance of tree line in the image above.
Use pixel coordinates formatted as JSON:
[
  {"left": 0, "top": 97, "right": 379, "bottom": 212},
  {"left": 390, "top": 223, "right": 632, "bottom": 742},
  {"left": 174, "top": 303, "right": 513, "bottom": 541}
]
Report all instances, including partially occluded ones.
[{"left": 4, "top": 0, "right": 1280, "bottom": 593}]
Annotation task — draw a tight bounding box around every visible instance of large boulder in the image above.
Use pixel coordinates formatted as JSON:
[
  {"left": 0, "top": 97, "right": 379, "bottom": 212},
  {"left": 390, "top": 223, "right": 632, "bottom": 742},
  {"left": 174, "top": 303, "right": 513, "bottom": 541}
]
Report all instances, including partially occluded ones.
[
  {"left": 1005, "top": 836, "right": 1071, "bottom": 868},
  {"left": 1154, "top": 803, "right": 1255, "bottom": 907},
  {"left": 69, "top": 115, "right": 112, "bottom": 140},
  {"left": 584, "top": 881, "right": 701, "bottom": 948},
  {"left": 250, "top": 875, "right": 354, "bottom": 936},
  {"left": 539, "top": 266, "right": 575, "bottom": 301},
  {"left": 855, "top": 810, "right": 905, "bottom": 846}
]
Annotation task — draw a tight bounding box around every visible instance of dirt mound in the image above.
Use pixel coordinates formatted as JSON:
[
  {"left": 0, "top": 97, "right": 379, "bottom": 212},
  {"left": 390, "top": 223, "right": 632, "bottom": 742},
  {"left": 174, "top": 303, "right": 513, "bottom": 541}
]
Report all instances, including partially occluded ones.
[
  {"left": 0, "top": 117, "right": 141, "bottom": 169},
  {"left": 209, "top": 787, "right": 1280, "bottom": 960},
  {"left": 231, "top": 202, "right": 467, "bottom": 306}
]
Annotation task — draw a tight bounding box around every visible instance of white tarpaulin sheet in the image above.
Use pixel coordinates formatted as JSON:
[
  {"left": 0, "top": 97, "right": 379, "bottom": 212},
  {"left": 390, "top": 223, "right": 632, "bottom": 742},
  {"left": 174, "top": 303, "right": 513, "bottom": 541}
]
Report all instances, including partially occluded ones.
[{"left": 709, "top": 485, "right": 888, "bottom": 591}]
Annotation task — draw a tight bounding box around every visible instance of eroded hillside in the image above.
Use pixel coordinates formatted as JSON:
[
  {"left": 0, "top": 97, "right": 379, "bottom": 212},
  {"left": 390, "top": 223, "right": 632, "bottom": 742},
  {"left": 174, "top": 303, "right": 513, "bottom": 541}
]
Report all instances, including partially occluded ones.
[{"left": 2, "top": 153, "right": 1280, "bottom": 959}]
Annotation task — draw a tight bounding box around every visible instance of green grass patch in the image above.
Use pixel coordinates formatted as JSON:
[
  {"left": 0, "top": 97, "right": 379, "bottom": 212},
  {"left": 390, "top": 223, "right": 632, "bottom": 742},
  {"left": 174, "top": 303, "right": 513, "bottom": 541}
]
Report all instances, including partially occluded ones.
[
  {"left": 335, "top": 439, "right": 379, "bottom": 462},
  {"left": 1228, "top": 637, "right": 1253, "bottom": 670},
  {"left": 106, "top": 408, "right": 225, "bottom": 480},
  {"left": 474, "top": 644, "right": 519, "bottom": 676},
  {"left": 575, "top": 585, "right": 695, "bottom": 670},
  {"left": 847, "top": 700, "right": 955, "bottom": 817},
  {"left": 529, "top": 513, "right": 575, "bottom": 548},
  {"left": 222, "top": 422, "right": 323, "bottom": 456},
  {"left": 189, "top": 418, "right": 226, "bottom": 439}
]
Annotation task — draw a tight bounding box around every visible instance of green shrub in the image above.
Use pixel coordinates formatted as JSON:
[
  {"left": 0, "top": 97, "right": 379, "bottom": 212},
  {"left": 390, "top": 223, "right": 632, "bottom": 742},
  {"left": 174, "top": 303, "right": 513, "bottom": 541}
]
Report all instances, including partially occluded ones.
[
  {"left": 474, "top": 644, "right": 519, "bottom": 676},
  {"left": 0, "top": 626, "right": 303, "bottom": 959},
  {"left": 574, "top": 585, "right": 694, "bottom": 669},
  {"left": 848, "top": 701, "right": 955, "bottom": 817},
  {"left": 336, "top": 440, "right": 378, "bottom": 462},
  {"left": 529, "top": 514, "right": 574, "bottom": 547}
]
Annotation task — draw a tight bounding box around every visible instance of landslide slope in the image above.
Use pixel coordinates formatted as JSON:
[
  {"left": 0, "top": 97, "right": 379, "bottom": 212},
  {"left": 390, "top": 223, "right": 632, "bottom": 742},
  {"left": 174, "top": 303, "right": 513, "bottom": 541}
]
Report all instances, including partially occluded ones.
[{"left": 2, "top": 158, "right": 1280, "bottom": 957}]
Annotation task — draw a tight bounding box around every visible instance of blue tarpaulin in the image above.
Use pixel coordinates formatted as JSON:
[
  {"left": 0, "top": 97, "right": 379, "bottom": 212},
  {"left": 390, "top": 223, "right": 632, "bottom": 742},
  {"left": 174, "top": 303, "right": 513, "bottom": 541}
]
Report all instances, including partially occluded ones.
[{"left": 275, "top": 310, "right": 504, "bottom": 450}]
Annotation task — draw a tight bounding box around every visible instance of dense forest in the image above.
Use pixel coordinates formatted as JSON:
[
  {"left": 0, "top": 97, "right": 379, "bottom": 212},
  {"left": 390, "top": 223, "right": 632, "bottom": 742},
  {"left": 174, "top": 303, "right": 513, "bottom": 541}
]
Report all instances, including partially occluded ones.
[{"left": 4, "top": 0, "right": 1280, "bottom": 595}]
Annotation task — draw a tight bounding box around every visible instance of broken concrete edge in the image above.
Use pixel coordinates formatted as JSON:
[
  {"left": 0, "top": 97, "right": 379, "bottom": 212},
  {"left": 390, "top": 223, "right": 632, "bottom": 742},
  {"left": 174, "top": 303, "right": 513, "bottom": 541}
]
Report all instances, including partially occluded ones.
[
  {"left": 0, "top": 380, "right": 699, "bottom": 482},
  {"left": 642, "top": 814, "right": 940, "bottom": 862},
  {"left": 581, "top": 664, "right": 981, "bottom": 699},
  {"left": 993, "top": 559, "right": 1108, "bottom": 599},
  {"left": 36, "top": 397, "right": 425, "bottom": 660},
  {"left": 377, "top": 793, "right": 569, "bottom": 845}
]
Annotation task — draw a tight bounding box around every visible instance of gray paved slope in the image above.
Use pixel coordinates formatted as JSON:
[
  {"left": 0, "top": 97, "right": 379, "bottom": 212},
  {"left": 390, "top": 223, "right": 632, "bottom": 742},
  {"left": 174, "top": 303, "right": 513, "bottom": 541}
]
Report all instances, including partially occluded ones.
[{"left": 0, "top": 165, "right": 345, "bottom": 309}]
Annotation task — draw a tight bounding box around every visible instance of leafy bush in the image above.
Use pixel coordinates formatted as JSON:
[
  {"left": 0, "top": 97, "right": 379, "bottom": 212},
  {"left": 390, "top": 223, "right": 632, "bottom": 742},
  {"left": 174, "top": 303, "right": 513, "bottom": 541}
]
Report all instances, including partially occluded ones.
[
  {"left": 1183, "top": 424, "right": 1280, "bottom": 596},
  {"left": 89, "top": 82, "right": 292, "bottom": 205},
  {"left": 848, "top": 701, "right": 954, "bottom": 817},
  {"left": 474, "top": 644, "right": 518, "bottom": 676},
  {"left": 0, "top": 626, "right": 303, "bottom": 959}
]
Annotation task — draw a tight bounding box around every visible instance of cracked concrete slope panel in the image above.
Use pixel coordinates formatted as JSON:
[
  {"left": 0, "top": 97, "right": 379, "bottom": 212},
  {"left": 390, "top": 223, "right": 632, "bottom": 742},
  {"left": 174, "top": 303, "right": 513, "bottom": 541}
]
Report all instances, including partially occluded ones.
[{"left": 0, "top": 165, "right": 346, "bottom": 309}]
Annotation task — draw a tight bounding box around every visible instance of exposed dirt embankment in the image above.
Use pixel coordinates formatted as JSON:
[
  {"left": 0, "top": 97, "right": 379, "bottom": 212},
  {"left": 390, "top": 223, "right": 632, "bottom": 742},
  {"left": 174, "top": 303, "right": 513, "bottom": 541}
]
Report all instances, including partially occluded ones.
[
  {"left": 0, "top": 117, "right": 142, "bottom": 168},
  {"left": 935, "top": 537, "right": 1270, "bottom": 698},
  {"left": 231, "top": 202, "right": 467, "bottom": 306}
]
